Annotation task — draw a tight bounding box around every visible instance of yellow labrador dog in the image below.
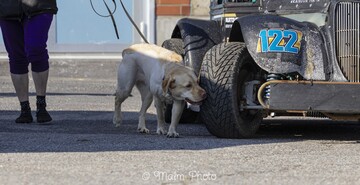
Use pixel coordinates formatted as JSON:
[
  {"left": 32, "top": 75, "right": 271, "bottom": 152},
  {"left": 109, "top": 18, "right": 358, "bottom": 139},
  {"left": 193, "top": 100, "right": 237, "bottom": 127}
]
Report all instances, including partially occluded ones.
[{"left": 113, "top": 43, "right": 206, "bottom": 137}]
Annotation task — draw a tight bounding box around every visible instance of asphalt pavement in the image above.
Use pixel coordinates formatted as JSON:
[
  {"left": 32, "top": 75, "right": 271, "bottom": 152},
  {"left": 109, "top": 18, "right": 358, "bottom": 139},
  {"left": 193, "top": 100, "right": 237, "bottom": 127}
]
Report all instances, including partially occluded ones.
[{"left": 1, "top": 59, "right": 360, "bottom": 185}]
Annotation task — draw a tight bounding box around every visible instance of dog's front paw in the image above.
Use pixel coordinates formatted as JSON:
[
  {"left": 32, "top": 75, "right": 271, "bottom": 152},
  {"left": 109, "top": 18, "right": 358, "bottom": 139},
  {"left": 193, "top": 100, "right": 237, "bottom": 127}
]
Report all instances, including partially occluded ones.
[
  {"left": 156, "top": 127, "right": 167, "bottom": 135},
  {"left": 167, "top": 131, "right": 179, "bottom": 138},
  {"left": 138, "top": 127, "right": 150, "bottom": 134}
]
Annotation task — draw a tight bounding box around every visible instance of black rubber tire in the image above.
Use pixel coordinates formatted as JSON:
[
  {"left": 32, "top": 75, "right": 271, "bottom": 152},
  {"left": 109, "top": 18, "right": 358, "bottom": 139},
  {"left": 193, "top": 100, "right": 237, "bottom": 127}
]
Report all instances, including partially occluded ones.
[
  {"left": 199, "top": 42, "right": 263, "bottom": 138},
  {"left": 162, "top": 38, "right": 199, "bottom": 123},
  {"left": 161, "top": 38, "right": 185, "bottom": 58}
]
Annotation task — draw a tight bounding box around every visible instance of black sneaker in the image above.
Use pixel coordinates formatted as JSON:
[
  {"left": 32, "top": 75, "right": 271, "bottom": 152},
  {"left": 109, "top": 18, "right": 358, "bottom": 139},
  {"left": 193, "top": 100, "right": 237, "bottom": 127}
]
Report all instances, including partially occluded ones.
[
  {"left": 15, "top": 110, "right": 33, "bottom": 124},
  {"left": 36, "top": 108, "right": 52, "bottom": 124}
]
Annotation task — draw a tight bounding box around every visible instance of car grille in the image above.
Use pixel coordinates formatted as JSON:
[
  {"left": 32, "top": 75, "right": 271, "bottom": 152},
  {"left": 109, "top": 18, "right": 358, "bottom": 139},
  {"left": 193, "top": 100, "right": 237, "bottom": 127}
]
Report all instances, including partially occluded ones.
[{"left": 335, "top": 1, "right": 360, "bottom": 82}]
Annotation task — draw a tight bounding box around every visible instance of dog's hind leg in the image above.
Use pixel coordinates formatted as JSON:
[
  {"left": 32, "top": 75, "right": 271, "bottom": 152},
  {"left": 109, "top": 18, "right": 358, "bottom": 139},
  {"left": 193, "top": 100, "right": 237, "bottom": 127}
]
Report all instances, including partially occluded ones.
[
  {"left": 113, "top": 61, "right": 136, "bottom": 127},
  {"left": 136, "top": 81, "right": 153, "bottom": 133},
  {"left": 113, "top": 91, "right": 129, "bottom": 127}
]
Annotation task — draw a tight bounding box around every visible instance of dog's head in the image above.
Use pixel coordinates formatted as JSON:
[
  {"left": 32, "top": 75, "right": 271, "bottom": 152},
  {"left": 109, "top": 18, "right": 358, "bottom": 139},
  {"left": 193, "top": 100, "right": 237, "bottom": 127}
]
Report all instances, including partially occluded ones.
[{"left": 162, "top": 66, "right": 206, "bottom": 104}]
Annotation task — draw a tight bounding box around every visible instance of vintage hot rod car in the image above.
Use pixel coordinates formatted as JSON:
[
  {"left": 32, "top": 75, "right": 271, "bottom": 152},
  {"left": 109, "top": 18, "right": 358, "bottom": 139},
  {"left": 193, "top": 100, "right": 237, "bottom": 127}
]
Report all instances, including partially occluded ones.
[{"left": 162, "top": 0, "right": 360, "bottom": 138}]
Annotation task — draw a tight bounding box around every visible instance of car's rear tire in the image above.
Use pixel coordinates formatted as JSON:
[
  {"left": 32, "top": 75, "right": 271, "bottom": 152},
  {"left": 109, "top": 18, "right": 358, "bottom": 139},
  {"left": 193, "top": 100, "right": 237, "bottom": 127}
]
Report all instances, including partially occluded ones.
[{"left": 199, "top": 42, "right": 263, "bottom": 138}]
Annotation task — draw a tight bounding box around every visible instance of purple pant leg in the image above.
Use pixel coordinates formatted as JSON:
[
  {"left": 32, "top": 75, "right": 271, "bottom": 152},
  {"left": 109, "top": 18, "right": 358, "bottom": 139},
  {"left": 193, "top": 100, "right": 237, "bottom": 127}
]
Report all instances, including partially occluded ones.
[
  {"left": 24, "top": 13, "right": 53, "bottom": 73},
  {"left": 0, "top": 13, "right": 53, "bottom": 74},
  {"left": 0, "top": 20, "right": 28, "bottom": 74}
]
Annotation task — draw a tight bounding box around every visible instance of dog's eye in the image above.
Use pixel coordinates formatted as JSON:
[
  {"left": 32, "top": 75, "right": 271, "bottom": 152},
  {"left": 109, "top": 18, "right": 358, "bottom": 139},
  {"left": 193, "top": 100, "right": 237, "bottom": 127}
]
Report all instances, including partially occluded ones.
[{"left": 186, "top": 84, "right": 192, "bottom": 88}]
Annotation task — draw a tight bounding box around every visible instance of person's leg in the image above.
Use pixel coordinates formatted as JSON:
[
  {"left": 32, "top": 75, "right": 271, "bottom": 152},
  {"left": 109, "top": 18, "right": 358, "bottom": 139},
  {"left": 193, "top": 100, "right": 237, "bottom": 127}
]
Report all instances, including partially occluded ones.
[
  {"left": 0, "top": 20, "right": 33, "bottom": 123},
  {"left": 23, "top": 13, "right": 54, "bottom": 123},
  {"left": 32, "top": 70, "right": 52, "bottom": 123}
]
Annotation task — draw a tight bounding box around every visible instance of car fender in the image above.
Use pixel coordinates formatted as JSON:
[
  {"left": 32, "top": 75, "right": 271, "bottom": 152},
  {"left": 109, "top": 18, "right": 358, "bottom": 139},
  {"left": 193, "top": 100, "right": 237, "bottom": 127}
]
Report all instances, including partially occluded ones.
[
  {"left": 230, "top": 14, "right": 327, "bottom": 80},
  {"left": 170, "top": 18, "right": 223, "bottom": 75}
]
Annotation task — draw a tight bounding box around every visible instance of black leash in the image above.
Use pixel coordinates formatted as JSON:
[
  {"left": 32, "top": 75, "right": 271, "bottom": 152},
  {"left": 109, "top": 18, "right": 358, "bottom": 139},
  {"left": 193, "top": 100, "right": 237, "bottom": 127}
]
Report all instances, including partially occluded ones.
[
  {"left": 90, "top": 0, "right": 119, "bottom": 39},
  {"left": 118, "top": 0, "right": 149, "bottom": 43},
  {"left": 90, "top": 0, "right": 149, "bottom": 43}
]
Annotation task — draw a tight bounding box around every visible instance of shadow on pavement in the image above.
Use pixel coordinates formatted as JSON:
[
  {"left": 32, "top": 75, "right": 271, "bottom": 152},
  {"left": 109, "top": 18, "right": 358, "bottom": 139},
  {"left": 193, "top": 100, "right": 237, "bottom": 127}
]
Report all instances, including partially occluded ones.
[
  {"left": 1, "top": 110, "right": 360, "bottom": 153},
  {"left": 259, "top": 119, "right": 360, "bottom": 141},
  {"left": 0, "top": 92, "right": 113, "bottom": 97}
]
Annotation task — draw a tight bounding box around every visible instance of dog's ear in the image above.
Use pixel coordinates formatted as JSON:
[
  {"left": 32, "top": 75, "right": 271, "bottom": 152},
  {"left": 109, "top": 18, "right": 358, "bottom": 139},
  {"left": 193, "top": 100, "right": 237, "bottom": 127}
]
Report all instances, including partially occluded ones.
[{"left": 162, "top": 76, "right": 175, "bottom": 95}]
